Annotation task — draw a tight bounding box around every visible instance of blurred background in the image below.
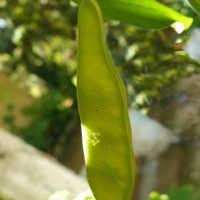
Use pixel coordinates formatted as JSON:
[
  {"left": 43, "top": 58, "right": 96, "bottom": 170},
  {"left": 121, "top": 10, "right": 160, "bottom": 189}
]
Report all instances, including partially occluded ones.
[{"left": 0, "top": 0, "right": 200, "bottom": 200}]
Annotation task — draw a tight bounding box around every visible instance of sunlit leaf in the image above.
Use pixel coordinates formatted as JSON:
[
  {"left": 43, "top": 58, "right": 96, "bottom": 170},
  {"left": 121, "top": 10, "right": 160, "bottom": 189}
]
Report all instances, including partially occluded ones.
[{"left": 74, "top": 0, "right": 193, "bottom": 30}]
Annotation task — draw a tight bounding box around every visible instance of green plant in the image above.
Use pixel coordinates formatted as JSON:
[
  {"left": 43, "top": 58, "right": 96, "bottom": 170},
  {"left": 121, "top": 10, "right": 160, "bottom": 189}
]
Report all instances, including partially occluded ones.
[
  {"left": 149, "top": 185, "right": 200, "bottom": 200},
  {"left": 75, "top": 0, "right": 198, "bottom": 199},
  {"left": 77, "top": 0, "right": 135, "bottom": 199},
  {"left": 74, "top": 0, "right": 200, "bottom": 200}
]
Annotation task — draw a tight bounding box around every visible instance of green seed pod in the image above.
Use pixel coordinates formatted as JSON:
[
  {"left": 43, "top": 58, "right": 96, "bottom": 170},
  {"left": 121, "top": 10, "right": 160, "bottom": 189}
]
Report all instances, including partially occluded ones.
[{"left": 77, "top": 0, "right": 136, "bottom": 199}]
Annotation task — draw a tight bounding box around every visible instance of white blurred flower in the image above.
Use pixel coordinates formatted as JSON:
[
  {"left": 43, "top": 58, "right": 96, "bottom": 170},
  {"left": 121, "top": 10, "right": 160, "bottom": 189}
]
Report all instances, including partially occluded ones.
[
  {"left": 129, "top": 109, "right": 178, "bottom": 158},
  {"left": 184, "top": 28, "right": 200, "bottom": 61}
]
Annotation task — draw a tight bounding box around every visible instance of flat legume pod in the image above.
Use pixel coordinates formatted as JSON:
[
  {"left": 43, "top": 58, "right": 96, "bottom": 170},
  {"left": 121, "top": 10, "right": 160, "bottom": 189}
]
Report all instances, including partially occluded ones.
[{"left": 77, "top": 0, "right": 136, "bottom": 199}]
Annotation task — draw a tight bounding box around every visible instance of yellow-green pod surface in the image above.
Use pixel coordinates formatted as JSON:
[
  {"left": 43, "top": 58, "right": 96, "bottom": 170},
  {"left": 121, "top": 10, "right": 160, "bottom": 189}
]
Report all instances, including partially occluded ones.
[{"left": 77, "top": 0, "right": 135, "bottom": 199}]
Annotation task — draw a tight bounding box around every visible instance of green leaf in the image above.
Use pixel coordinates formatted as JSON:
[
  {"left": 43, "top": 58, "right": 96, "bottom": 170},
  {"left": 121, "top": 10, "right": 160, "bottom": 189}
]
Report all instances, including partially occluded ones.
[
  {"left": 188, "top": 0, "right": 200, "bottom": 14},
  {"left": 98, "top": 0, "right": 193, "bottom": 30},
  {"left": 74, "top": 0, "right": 193, "bottom": 30}
]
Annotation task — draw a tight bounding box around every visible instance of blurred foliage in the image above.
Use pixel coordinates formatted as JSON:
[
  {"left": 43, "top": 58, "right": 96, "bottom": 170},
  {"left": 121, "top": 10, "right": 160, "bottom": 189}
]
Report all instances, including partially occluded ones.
[
  {"left": 149, "top": 185, "right": 200, "bottom": 200},
  {"left": 188, "top": 0, "right": 200, "bottom": 15},
  {"left": 3, "top": 104, "right": 17, "bottom": 132},
  {"left": 0, "top": 0, "right": 200, "bottom": 152},
  {"left": 45, "top": 185, "right": 200, "bottom": 200},
  {"left": 0, "top": 0, "right": 79, "bottom": 151},
  {"left": 107, "top": 22, "right": 200, "bottom": 109}
]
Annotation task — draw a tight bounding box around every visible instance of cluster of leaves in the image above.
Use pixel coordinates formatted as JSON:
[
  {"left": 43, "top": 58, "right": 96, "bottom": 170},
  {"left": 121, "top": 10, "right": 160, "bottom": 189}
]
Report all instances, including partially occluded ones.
[{"left": 106, "top": 22, "right": 200, "bottom": 109}]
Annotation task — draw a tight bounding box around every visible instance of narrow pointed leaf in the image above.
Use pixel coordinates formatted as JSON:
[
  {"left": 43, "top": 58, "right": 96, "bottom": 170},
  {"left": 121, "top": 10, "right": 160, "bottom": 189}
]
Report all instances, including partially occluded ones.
[
  {"left": 98, "top": 0, "right": 193, "bottom": 30},
  {"left": 73, "top": 0, "right": 193, "bottom": 30}
]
